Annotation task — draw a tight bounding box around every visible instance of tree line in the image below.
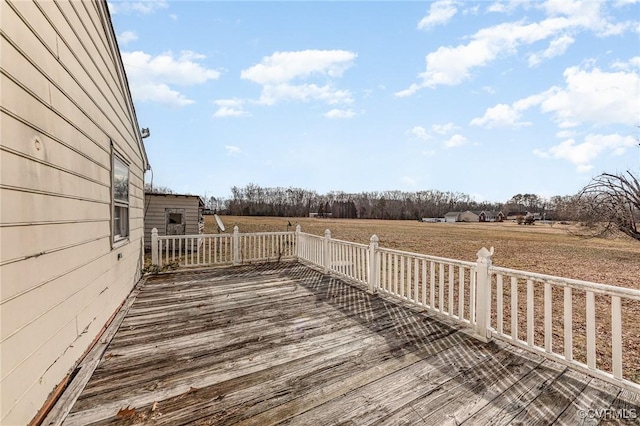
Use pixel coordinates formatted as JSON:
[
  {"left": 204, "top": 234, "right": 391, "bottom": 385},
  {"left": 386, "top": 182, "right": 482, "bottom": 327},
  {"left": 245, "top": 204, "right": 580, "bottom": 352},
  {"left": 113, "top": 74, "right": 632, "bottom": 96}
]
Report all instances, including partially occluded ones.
[
  {"left": 201, "top": 184, "right": 580, "bottom": 221},
  {"left": 146, "top": 168, "right": 640, "bottom": 241}
]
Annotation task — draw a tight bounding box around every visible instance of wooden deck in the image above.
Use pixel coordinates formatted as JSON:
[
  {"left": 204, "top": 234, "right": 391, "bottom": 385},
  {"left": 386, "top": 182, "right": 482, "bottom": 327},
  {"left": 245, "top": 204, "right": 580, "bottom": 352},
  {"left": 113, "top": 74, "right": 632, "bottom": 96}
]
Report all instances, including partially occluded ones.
[{"left": 52, "top": 262, "right": 639, "bottom": 425}]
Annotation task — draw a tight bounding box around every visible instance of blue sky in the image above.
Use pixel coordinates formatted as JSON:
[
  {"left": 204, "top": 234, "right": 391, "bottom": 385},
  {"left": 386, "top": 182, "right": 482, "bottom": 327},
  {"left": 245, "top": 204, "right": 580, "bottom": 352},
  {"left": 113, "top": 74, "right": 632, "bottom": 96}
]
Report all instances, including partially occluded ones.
[{"left": 109, "top": 0, "right": 640, "bottom": 203}]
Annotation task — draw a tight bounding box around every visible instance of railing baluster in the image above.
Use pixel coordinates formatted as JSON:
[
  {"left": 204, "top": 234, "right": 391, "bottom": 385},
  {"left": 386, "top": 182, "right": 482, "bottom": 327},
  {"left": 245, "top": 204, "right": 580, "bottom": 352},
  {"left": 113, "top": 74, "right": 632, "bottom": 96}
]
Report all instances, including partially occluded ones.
[
  {"left": 586, "top": 290, "right": 596, "bottom": 369},
  {"left": 422, "top": 259, "right": 427, "bottom": 307},
  {"left": 511, "top": 277, "right": 518, "bottom": 341},
  {"left": 439, "top": 263, "right": 445, "bottom": 313},
  {"left": 448, "top": 264, "right": 454, "bottom": 316},
  {"left": 470, "top": 270, "right": 476, "bottom": 324},
  {"left": 496, "top": 274, "right": 503, "bottom": 334},
  {"left": 544, "top": 282, "right": 552, "bottom": 353},
  {"left": 527, "top": 279, "right": 534, "bottom": 346},
  {"left": 611, "top": 295, "right": 622, "bottom": 379},
  {"left": 394, "top": 254, "right": 399, "bottom": 296},
  {"left": 430, "top": 261, "right": 435, "bottom": 310},
  {"left": 414, "top": 258, "right": 419, "bottom": 303},
  {"left": 400, "top": 255, "right": 405, "bottom": 299},
  {"left": 564, "top": 286, "right": 572, "bottom": 361},
  {"left": 459, "top": 266, "right": 465, "bottom": 321}
]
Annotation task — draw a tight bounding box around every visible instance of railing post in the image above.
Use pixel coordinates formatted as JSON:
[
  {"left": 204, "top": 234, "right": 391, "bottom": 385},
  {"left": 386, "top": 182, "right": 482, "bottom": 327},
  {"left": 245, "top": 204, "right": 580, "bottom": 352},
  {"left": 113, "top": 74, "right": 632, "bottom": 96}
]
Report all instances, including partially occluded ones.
[
  {"left": 474, "top": 246, "right": 494, "bottom": 342},
  {"left": 233, "top": 225, "right": 240, "bottom": 265},
  {"left": 151, "top": 227, "right": 159, "bottom": 267},
  {"left": 368, "top": 235, "right": 379, "bottom": 294},
  {"left": 323, "top": 229, "right": 331, "bottom": 274},
  {"left": 295, "top": 224, "right": 302, "bottom": 260}
]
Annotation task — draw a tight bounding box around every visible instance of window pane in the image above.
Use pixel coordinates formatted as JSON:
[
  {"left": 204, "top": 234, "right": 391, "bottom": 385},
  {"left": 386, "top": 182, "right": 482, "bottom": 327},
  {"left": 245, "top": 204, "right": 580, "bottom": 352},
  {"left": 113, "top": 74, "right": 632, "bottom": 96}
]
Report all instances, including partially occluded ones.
[
  {"left": 168, "top": 213, "right": 183, "bottom": 224},
  {"left": 114, "top": 205, "right": 129, "bottom": 238},
  {"left": 113, "top": 156, "right": 129, "bottom": 203}
]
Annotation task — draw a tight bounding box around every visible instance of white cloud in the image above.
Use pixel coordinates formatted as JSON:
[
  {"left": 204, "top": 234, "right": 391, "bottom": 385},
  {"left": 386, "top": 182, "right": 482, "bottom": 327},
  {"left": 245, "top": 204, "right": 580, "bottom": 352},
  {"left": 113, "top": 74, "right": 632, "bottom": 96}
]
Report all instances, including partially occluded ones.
[
  {"left": 225, "top": 145, "right": 242, "bottom": 156},
  {"left": 556, "top": 129, "right": 576, "bottom": 138},
  {"left": 470, "top": 103, "right": 531, "bottom": 128},
  {"left": 324, "top": 109, "right": 356, "bottom": 119},
  {"left": 611, "top": 56, "right": 640, "bottom": 71},
  {"left": 169, "top": 13, "right": 178, "bottom": 21},
  {"left": 539, "top": 66, "right": 640, "bottom": 127},
  {"left": 432, "top": 122, "right": 457, "bottom": 134},
  {"left": 528, "top": 34, "right": 575, "bottom": 66},
  {"left": 241, "top": 50, "right": 356, "bottom": 106},
  {"left": 471, "top": 63, "right": 640, "bottom": 128},
  {"left": 417, "top": 0, "right": 459, "bottom": 30},
  {"left": 121, "top": 50, "right": 220, "bottom": 107},
  {"left": 241, "top": 50, "right": 356, "bottom": 85},
  {"left": 213, "top": 99, "right": 249, "bottom": 118},
  {"left": 534, "top": 133, "right": 637, "bottom": 171},
  {"left": 117, "top": 31, "right": 138, "bottom": 45},
  {"left": 133, "top": 83, "right": 193, "bottom": 106},
  {"left": 258, "top": 83, "right": 353, "bottom": 106},
  {"left": 487, "top": 0, "right": 529, "bottom": 14},
  {"left": 398, "top": 0, "right": 632, "bottom": 95},
  {"left": 408, "top": 126, "right": 431, "bottom": 140},
  {"left": 444, "top": 134, "right": 468, "bottom": 148}
]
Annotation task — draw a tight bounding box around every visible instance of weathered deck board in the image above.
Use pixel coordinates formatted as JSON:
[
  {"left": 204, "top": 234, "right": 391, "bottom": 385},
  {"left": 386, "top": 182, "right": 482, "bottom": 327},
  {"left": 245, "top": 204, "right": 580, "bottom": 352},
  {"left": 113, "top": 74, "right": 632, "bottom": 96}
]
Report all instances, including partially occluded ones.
[{"left": 54, "top": 262, "right": 640, "bottom": 425}]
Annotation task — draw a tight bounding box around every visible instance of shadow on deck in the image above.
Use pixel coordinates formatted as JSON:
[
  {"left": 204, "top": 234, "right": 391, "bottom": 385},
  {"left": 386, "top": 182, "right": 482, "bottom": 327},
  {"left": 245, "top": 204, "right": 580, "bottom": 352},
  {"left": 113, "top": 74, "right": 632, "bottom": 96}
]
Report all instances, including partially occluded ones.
[{"left": 50, "top": 262, "right": 639, "bottom": 425}]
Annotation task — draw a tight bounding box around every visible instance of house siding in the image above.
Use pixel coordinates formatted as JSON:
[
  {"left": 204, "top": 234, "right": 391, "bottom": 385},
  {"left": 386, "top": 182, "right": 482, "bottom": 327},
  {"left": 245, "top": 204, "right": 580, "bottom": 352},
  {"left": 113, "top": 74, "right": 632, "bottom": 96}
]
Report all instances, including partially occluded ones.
[
  {"left": 0, "top": 1, "right": 146, "bottom": 424},
  {"left": 144, "top": 194, "right": 204, "bottom": 249}
]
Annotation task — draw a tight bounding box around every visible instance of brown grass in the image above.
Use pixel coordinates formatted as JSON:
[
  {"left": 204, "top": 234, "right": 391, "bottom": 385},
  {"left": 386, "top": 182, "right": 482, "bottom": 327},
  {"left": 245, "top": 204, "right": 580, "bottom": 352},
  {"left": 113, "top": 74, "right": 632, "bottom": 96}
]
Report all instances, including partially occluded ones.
[{"left": 207, "top": 215, "right": 640, "bottom": 384}]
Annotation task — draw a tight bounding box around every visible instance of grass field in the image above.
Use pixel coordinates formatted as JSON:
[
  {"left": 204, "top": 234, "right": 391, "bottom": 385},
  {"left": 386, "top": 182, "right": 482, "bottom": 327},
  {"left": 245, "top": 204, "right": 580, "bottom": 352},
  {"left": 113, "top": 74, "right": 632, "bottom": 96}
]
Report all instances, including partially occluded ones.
[{"left": 206, "top": 215, "right": 640, "bottom": 384}]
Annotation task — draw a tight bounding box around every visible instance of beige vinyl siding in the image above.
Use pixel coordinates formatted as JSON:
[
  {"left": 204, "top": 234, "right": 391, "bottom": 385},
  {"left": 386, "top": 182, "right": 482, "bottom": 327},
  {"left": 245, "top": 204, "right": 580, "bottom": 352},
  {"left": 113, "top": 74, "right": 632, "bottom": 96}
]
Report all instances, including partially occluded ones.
[
  {"left": 144, "top": 195, "right": 203, "bottom": 249},
  {"left": 0, "top": 1, "right": 147, "bottom": 424}
]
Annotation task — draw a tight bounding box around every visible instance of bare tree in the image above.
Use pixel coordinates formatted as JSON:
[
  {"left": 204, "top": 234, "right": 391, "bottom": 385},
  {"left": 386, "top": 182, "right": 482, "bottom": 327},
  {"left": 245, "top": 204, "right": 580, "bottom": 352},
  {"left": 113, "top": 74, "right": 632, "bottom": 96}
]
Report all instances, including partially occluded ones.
[{"left": 577, "top": 171, "right": 640, "bottom": 241}]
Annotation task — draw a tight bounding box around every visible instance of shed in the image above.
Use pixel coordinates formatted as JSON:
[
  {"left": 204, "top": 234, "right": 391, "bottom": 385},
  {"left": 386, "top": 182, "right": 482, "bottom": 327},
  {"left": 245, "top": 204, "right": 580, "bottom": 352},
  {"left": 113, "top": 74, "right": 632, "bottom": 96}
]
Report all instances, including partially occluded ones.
[
  {"left": 1, "top": 1, "right": 149, "bottom": 423},
  {"left": 444, "top": 212, "right": 461, "bottom": 223},
  {"left": 144, "top": 193, "right": 205, "bottom": 249}
]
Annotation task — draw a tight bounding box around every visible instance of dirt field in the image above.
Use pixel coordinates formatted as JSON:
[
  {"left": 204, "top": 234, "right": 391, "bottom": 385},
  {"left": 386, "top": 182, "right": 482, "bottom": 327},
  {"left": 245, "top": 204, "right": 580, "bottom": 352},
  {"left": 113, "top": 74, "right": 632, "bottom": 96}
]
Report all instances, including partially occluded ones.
[
  {"left": 208, "top": 215, "right": 640, "bottom": 289},
  {"left": 206, "top": 215, "right": 640, "bottom": 384}
]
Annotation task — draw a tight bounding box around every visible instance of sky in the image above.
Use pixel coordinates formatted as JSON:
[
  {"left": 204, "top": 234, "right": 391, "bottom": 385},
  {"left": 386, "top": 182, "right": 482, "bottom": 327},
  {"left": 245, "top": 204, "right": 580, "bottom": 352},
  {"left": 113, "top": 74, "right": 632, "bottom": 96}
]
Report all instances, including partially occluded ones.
[{"left": 109, "top": 0, "right": 640, "bottom": 203}]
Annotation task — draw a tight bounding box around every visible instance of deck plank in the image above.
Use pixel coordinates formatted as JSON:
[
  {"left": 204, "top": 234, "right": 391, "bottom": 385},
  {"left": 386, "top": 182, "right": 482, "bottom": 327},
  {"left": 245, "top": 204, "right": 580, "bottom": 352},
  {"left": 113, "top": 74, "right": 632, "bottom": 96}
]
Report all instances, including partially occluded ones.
[{"left": 52, "top": 262, "right": 640, "bottom": 426}]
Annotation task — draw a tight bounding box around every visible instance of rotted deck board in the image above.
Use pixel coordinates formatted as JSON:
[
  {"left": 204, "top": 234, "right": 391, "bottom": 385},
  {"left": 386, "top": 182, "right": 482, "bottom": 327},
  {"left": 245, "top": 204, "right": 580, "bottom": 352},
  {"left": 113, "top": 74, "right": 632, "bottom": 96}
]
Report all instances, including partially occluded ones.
[{"left": 55, "top": 262, "right": 639, "bottom": 425}]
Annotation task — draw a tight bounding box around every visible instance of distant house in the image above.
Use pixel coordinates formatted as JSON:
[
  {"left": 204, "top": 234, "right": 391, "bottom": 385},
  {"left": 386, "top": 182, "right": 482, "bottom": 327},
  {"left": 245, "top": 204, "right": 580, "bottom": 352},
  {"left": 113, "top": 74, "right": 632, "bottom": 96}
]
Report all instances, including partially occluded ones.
[
  {"left": 478, "top": 211, "right": 505, "bottom": 222},
  {"left": 1, "top": 1, "right": 149, "bottom": 424},
  {"left": 444, "top": 211, "right": 479, "bottom": 223},
  {"left": 144, "top": 193, "right": 205, "bottom": 249},
  {"left": 507, "top": 211, "right": 541, "bottom": 221}
]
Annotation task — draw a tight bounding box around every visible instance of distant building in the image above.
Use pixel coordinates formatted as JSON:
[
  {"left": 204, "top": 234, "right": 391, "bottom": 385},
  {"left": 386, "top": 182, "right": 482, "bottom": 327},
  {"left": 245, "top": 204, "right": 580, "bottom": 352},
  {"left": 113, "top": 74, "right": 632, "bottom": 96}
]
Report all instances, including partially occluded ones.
[
  {"left": 478, "top": 211, "right": 505, "bottom": 222},
  {"left": 444, "top": 211, "right": 480, "bottom": 223},
  {"left": 144, "top": 193, "right": 205, "bottom": 249}
]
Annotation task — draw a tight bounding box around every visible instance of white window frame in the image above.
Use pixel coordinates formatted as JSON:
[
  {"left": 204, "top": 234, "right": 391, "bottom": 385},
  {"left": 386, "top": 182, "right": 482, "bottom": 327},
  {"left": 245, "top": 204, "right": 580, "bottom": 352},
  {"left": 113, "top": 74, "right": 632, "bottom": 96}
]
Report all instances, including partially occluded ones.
[{"left": 112, "top": 151, "right": 130, "bottom": 244}]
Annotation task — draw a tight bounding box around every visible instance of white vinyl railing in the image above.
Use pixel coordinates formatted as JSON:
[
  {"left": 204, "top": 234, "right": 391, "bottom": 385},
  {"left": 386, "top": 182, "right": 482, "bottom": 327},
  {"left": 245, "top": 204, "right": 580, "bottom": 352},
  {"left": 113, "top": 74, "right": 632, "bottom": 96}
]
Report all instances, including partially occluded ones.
[
  {"left": 151, "top": 226, "right": 295, "bottom": 268},
  {"left": 487, "top": 265, "right": 640, "bottom": 392},
  {"left": 376, "top": 247, "right": 477, "bottom": 325},
  {"left": 151, "top": 224, "right": 640, "bottom": 393}
]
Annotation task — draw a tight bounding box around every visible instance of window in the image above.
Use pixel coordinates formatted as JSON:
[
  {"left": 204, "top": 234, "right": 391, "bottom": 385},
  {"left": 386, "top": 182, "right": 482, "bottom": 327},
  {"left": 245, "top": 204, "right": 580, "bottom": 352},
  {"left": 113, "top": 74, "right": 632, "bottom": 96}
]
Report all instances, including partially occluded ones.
[
  {"left": 168, "top": 212, "right": 183, "bottom": 224},
  {"left": 113, "top": 154, "right": 129, "bottom": 242}
]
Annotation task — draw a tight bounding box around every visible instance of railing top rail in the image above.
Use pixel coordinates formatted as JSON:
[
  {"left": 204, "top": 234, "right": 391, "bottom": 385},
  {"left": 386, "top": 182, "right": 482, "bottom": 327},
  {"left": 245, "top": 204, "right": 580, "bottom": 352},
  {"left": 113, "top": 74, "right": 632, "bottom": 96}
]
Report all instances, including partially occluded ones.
[
  {"left": 490, "top": 265, "right": 640, "bottom": 300},
  {"left": 298, "top": 232, "right": 323, "bottom": 239},
  {"left": 157, "top": 233, "right": 231, "bottom": 240},
  {"left": 237, "top": 231, "right": 296, "bottom": 237},
  {"left": 328, "top": 237, "right": 369, "bottom": 249},
  {"left": 377, "top": 246, "right": 476, "bottom": 268},
  {"left": 157, "top": 231, "right": 295, "bottom": 240}
]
